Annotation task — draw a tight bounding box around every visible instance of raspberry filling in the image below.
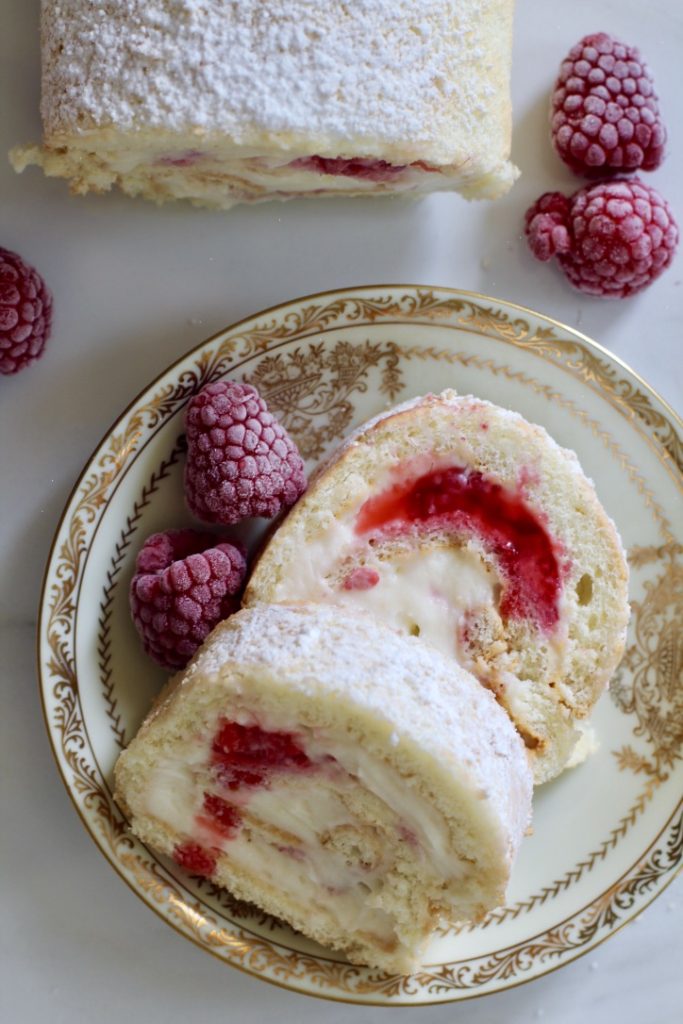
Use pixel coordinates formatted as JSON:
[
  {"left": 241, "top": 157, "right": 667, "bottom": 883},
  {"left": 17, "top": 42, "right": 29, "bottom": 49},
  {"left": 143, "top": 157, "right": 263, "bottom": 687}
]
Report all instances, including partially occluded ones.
[
  {"left": 354, "top": 466, "right": 562, "bottom": 631},
  {"left": 157, "top": 149, "right": 205, "bottom": 167},
  {"left": 343, "top": 567, "right": 381, "bottom": 591},
  {"left": 197, "top": 792, "right": 242, "bottom": 839},
  {"left": 173, "top": 841, "right": 217, "bottom": 877},
  {"left": 289, "top": 156, "right": 439, "bottom": 181},
  {"left": 210, "top": 720, "right": 313, "bottom": 790},
  {"left": 290, "top": 156, "right": 406, "bottom": 181},
  {"left": 173, "top": 721, "right": 317, "bottom": 876}
]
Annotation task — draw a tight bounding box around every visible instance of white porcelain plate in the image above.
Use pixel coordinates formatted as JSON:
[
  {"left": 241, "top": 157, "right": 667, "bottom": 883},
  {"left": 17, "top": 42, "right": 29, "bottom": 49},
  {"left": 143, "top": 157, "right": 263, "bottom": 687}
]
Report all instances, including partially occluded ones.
[{"left": 38, "top": 286, "right": 683, "bottom": 1005}]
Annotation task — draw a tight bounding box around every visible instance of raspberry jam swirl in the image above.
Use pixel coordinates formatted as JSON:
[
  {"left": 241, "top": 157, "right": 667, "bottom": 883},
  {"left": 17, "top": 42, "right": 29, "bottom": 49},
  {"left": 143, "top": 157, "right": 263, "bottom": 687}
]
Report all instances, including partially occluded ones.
[
  {"left": 289, "top": 156, "right": 439, "bottom": 181},
  {"left": 173, "top": 721, "right": 316, "bottom": 877},
  {"left": 209, "top": 720, "right": 313, "bottom": 790},
  {"left": 355, "top": 466, "right": 562, "bottom": 631}
]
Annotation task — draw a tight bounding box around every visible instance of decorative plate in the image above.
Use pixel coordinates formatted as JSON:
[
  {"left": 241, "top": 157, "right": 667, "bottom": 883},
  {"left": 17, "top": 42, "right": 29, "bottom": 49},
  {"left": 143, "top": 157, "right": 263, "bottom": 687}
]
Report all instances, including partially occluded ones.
[{"left": 38, "top": 286, "right": 682, "bottom": 1005}]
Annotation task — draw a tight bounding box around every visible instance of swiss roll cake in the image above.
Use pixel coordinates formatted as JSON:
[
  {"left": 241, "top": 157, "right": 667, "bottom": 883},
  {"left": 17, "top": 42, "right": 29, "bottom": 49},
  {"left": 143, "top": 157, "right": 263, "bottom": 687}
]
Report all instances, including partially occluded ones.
[
  {"left": 12, "top": 1, "right": 519, "bottom": 208},
  {"left": 245, "top": 392, "right": 630, "bottom": 784},
  {"left": 115, "top": 603, "right": 532, "bottom": 973}
]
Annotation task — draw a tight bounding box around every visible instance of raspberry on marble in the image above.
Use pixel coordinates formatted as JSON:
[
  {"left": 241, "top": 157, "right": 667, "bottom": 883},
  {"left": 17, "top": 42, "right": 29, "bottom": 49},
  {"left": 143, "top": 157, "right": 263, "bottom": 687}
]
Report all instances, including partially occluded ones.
[
  {"left": 525, "top": 179, "right": 678, "bottom": 298},
  {"left": 0, "top": 247, "right": 53, "bottom": 375},
  {"left": 129, "top": 529, "right": 247, "bottom": 671},
  {"left": 551, "top": 32, "right": 666, "bottom": 176},
  {"left": 184, "top": 381, "right": 306, "bottom": 525}
]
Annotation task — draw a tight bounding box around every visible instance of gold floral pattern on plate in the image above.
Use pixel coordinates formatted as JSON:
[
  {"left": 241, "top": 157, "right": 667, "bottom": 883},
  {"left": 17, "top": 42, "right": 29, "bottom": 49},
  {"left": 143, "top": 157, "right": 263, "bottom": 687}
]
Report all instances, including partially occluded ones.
[{"left": 38, "top": 286, "right": 682, "bottom": 1005}]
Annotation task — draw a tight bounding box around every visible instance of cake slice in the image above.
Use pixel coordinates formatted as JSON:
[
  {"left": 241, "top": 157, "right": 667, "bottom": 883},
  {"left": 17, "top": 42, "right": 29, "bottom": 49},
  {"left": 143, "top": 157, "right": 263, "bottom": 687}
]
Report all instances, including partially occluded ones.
[
  {"left": 244, "top": 392, "right": 630, "bottom": 784},
  {"left": 115, "top": 603, "right": 532, "bottom": 973},
  {"left": 11, "top": 1, "right": 518, "bottom": 208}
]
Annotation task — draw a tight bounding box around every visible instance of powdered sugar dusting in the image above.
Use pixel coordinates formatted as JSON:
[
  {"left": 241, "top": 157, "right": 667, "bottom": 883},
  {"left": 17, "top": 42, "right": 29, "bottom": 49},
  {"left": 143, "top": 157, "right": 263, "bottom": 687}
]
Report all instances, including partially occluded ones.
[
  {"left": 41, "top": 1, "right": 509, "bottom": 161},
  {"left": 194, "top": 603, "right": 533, "bottom": 851}
]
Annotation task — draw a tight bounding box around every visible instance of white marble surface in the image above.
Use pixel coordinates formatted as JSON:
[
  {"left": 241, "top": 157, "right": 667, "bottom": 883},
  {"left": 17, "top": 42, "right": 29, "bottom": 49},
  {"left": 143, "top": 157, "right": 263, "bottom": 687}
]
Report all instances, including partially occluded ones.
[{"left": 1, "top": 1, "right": 681, "bottom": 1021}]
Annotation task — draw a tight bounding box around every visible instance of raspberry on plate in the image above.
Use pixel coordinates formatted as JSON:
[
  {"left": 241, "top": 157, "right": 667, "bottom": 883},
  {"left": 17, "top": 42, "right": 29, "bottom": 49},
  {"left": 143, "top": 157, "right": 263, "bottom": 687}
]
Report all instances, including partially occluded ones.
[
  {"left": 185, "top": 381, "right": 306, "bottom": 525},
  {"left": 525, "top": 178, "right": 678, "bottom": 298},
  {"left": 130, "top": 529, "right": 247, "bottom": 671},
  {"left": 0, "top": 247, "right": 53, "bottom": 375},
  {"left": 551, "top": 32, "right": 666, "bottom": 176}
]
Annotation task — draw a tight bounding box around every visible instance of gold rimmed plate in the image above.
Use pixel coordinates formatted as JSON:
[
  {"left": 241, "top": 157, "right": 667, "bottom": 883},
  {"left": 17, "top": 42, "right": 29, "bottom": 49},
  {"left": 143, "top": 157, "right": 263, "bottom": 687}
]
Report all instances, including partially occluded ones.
[{"left": 38, "top": 285, "right": 682, "bottom": 1005}]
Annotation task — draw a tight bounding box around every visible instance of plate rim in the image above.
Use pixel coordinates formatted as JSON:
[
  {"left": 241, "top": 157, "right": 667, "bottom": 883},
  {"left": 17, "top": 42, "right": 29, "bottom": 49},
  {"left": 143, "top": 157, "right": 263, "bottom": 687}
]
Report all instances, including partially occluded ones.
[{"left": 36, "top": 283, "right": 683, "bottom": 1004}]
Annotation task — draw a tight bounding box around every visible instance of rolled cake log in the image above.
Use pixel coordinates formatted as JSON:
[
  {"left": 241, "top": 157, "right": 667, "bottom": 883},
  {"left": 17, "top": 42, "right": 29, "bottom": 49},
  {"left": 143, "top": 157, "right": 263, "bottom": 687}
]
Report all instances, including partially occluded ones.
[
  {"left": 12, "top": 1, "right": 518, "bottom": 208},
  {"left": 244, "top": 392, "right": 630, "bottom": 784},
  {"left": 115, "top": 603, "right": 532, "bottom": 974}
]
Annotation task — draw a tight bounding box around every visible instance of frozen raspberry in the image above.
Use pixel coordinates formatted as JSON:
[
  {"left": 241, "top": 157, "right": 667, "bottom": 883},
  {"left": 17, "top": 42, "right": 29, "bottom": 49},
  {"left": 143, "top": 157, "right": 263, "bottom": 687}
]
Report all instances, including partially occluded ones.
[
  {"left": 551, "top": 33, "right": 666, "bottom": 176},
  {"left": 525, "top": 179, "right": 678, "bottom": 298},
  {"left": 129, "top": 529, "right": 247, "bottom": 671},
  {"left": 0, "top": 247, "right": 53, "bottom": 374},
  {"left": 523, "top": 192, "right": 572, "bottom": 262},
  {"left": 185, "top": 381, "right": 306, "bottom": 525}
]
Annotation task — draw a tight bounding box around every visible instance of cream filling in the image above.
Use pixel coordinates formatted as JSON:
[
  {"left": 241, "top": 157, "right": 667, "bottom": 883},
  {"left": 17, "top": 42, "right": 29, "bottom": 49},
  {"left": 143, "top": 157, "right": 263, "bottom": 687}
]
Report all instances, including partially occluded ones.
[
  {"left": 143, "top": 744, "right": 207, "bottom": 835},
  {"left": 224, "top": 824, "right": 397, "bottom": 943},
  {"left": 13, "top": 144, "right": 458, "bottom": 199},
  {"left": 137, "top": 156, "right": 439, "bottom": 194},
  {"left": 308, "top": 732, "right": 460, "bottom": 878},
  {"left": 564, "top": 722, "right": 598, "bottom": 769},
  {"left": 336, "top": 547, "right": 497, "bottom": 658},
  {"left": 268, "top": 508, "right": 498, "bottom": 663},
  {"left": 142, "top": 724, "right": 461, "bottom": 944}
]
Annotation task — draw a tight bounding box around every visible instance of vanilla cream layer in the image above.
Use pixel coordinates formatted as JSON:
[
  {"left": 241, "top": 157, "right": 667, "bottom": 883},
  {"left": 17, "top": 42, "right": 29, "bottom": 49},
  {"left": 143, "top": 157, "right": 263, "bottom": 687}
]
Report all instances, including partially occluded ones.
[
  {"left": 338, "top": 546, "right": 497, "bottom": 657},
  {"left": 142, "top": 721, "right": 463, "bottom": 944},
  {"left": 144, "top": 152, "right": 445, "bottom": 190},
  {"left": 266, "top": 501, "right": 499, "bottom": 663},
  {"left": 140, "top": 161, "right": 443, "bottom": 203},
  {"left": 12, "top": 144, "right": 461, "bottom": 205}
]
